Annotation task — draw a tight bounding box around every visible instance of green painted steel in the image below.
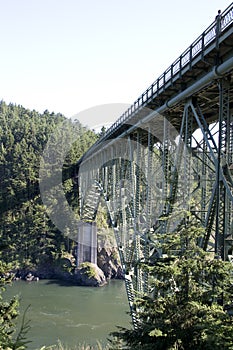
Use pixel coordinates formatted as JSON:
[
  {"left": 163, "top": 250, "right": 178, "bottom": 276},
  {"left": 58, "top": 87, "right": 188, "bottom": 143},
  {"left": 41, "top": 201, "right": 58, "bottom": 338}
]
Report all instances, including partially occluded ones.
[{"left": 78, "top": 3, "right": 233, "bottom": 328}]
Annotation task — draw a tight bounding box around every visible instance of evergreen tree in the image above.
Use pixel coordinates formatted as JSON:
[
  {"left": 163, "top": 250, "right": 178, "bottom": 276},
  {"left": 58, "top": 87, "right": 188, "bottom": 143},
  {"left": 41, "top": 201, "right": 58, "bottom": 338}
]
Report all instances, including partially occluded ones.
[
  {"left": 0, "top": 100, "right": 98, "bottom": 348},
  {"left": 0, "top": 261, "right": 30, "bottom": 349},
  {"left": 0, "top": 100, "right": 97, "bottom": 270},
  {"left": 111, "top": 213, "right": 233, "bottom": 350}
]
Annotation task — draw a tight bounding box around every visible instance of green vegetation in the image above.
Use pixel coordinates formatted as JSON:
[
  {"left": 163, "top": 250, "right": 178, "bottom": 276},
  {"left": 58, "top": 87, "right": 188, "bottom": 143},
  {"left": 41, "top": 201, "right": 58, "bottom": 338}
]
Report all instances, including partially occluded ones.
[
  {"left": 111, "top": 213, "right": 233, "bottom": 349},
  {"left": 0, "top": 261, "right": 31, "bottom": 349},
  {"left": 0, "top": 100, "right": 98, "bottom": 349},
  {"left": 1, "top": 100, "right": 233, "bottom": 349},
  {"left": 80, "top": 262, "right": 97, "bottom": 278},
  {"left": 39, "top": 340, "right": 110, "bottom": 349},
  {"left": 0, "top": 100, "right": 97, "bottom": 272}
]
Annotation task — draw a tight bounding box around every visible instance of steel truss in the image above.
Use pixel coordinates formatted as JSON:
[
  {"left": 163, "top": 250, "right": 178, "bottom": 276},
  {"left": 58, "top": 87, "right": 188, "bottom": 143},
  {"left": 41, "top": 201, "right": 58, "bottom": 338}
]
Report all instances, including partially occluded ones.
[
  {"left": 77, "top": 4, "right": 233, "bottom": 328},
  {"left": 78, "top": 79, "right": 233, "bottom": 327}
]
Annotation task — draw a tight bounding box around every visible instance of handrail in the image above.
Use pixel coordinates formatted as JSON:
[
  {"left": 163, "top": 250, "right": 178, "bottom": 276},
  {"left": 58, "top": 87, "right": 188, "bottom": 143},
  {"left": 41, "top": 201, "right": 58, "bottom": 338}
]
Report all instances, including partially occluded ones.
[{"left": 84, "top": 3, "right": 233, "bottom": 155}]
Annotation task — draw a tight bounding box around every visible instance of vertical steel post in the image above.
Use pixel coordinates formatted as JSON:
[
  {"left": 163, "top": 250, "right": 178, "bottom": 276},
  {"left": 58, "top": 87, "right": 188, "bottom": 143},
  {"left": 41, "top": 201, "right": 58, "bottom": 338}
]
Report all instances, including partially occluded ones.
[
  {"left": 143, "top": 128, "right": 153, "bottom": 294},
  {"left": 135, "top": 130, "right": 143, "bottom": 294},
  {"left": 216, "top": 79, "right": 232, "bottom": 259},
  {"left": 162, "top": 117, "right": 170, "bottom": 233}
]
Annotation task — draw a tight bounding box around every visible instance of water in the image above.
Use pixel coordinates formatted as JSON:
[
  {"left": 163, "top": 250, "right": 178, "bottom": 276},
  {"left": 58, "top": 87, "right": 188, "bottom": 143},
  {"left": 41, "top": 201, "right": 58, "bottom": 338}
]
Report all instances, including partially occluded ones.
[{"left": 5, "top": 279, "right": 131, "bottom": 349}]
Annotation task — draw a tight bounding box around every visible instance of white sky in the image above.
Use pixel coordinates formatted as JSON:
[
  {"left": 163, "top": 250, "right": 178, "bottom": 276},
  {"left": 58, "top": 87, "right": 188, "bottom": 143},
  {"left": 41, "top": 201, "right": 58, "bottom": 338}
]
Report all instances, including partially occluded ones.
[{"left": 0, "top": 0, "right": 231, "bottom": 128}]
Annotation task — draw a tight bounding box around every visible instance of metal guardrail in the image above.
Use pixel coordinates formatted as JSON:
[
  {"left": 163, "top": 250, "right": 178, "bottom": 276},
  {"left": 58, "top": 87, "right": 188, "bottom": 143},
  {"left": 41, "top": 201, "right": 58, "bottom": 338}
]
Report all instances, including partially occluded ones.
[{"left": 84, "top": 3, "right": 233, "bottom": 155}]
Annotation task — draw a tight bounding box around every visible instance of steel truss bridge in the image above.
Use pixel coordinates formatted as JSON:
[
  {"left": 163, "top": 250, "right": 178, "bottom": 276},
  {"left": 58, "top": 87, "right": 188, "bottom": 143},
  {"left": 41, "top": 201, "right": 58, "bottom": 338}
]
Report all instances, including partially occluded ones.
[{"left": 77, "top": 4, "right": 233, "bottom": 327}]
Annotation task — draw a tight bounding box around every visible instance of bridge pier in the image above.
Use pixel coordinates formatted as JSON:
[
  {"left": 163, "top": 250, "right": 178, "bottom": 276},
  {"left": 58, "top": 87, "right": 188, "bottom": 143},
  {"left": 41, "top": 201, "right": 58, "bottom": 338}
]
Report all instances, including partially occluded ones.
[{"left": 77, "top": 222, "right": 97, "bottom": 266}]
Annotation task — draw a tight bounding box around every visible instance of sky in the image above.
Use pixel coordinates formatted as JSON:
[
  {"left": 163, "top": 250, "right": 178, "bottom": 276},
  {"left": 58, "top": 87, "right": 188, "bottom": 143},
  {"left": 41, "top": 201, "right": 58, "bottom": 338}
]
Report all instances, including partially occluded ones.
[{"left": 0, "top": 0, "right": 231, "bottom": 128}]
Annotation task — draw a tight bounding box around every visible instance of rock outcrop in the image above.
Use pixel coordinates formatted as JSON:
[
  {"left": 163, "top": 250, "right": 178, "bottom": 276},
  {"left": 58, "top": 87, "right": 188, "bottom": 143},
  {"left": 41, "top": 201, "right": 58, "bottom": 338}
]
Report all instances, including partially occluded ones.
[
  {"left": 97, "top": 247, "right": 123, "bottom": 280},
  {"left": 14, "top": 256, "right": 74, "bottom": 281},
  {"left": 12, "top": 231, "right": 124, "bottom": 286},
  {"left": 74, "top": 262, "right": 107, "bottom": 287},
  {"left": 25, "top": 272, "right": 39, "bottom": 282}
]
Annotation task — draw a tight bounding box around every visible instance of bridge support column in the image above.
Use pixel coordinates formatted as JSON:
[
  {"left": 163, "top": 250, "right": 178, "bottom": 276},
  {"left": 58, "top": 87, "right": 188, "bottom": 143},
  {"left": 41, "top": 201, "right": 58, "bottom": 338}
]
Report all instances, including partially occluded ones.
[
  {"left": 161, "top": 117, "right": 171, "bottom": 233},
  {"left": 77, "top": 222, "right": 97, "bottom": 266},
  {"left": 216, "top": 78, "right": 232, "bottom": 260},
  {"left": 180, "top": 86, "right": 233, "bottom": 259}
]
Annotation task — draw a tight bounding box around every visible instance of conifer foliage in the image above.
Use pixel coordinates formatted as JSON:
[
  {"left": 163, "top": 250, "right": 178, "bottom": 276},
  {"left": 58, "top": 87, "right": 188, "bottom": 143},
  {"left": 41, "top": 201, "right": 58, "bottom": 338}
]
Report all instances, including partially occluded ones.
[
  {"left": 0, "top": 261, "right": 31, "bottom": 349},
  {"left": 111, "top": 213, "right": 233, "bottom": 350},
  {"left": 0, "top": 100, "right": 98, "bottom": 348},
  {"left": 0, "top": 100, "right": 97, "bottom": 269}
]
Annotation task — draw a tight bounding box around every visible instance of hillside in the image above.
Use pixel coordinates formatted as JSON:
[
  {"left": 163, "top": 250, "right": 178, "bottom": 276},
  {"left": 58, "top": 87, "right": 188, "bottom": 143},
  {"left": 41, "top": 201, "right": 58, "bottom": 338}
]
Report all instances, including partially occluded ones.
[{"left": 0, "top": 100, "right": 98, "bottom": 273}]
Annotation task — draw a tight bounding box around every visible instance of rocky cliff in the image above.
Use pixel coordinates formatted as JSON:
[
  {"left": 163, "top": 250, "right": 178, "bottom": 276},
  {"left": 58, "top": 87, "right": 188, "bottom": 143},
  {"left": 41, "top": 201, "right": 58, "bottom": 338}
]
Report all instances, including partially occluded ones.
[{"left": 14, "top": 230, "right": 124, "bottom": 286}]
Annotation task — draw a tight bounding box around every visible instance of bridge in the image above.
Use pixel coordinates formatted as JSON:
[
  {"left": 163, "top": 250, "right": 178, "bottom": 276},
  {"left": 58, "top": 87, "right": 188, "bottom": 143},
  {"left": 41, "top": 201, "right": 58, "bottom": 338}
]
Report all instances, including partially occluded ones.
[{"left": 76, "top": 4, "right": 233, "bottom": 327}]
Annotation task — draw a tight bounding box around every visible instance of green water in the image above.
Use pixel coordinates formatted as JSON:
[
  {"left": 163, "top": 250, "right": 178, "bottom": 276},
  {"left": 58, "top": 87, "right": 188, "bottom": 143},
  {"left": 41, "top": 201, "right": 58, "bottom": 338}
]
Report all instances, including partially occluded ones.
[{"left": 5, "top": 279, "right": 130, "bottom": 349}]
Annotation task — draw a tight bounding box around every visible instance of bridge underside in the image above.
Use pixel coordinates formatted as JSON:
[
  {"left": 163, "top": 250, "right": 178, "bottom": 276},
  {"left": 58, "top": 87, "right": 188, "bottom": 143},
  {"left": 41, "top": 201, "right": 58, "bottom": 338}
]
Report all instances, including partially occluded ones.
[{"left": 77, "top": 5, "right": 233, "bottom": 328}]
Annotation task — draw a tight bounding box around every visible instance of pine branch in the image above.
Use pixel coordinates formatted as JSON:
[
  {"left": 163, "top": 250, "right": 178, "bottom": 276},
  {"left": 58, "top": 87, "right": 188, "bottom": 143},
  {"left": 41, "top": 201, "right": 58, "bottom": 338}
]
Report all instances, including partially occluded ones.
[{"left": 13, "top": 305, "right": 31, "bottom": 350}]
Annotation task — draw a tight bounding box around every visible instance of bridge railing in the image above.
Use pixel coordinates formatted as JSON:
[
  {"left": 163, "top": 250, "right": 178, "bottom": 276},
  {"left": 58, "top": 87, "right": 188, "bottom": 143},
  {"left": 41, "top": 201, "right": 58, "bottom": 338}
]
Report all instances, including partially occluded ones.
[{"left": 83, "top": 3, "right": 233, "bottom": 159}]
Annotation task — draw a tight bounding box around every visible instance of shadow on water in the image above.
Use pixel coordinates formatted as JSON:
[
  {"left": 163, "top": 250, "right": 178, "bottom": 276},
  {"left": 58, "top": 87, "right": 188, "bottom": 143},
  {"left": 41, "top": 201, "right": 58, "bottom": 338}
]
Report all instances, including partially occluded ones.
[
  {"left": 44, "top": 278, "right": 79, "bottom": 287},
  {"left": 44, "top": 278, "right": 120, "bottom": 287}
]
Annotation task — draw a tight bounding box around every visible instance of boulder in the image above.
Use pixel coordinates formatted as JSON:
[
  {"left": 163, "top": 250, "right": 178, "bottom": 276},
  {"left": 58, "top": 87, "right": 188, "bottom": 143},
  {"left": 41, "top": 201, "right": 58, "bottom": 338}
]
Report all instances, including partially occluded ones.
[
  {"left": 25, "top": 272, "right": 39, "bottom": 282},
  {"left": 74, "top": 262, "right": 107, "bottom": 287}
]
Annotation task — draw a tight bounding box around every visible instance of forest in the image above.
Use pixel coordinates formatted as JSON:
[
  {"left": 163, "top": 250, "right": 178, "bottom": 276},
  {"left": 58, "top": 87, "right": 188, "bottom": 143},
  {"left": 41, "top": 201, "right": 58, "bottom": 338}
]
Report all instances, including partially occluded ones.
[
  {"left": 1, "top": 100, "right": 233, "bottom": 350},
  {"left": 0, "top": 100, "right": 98, "bottom": 272}
]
